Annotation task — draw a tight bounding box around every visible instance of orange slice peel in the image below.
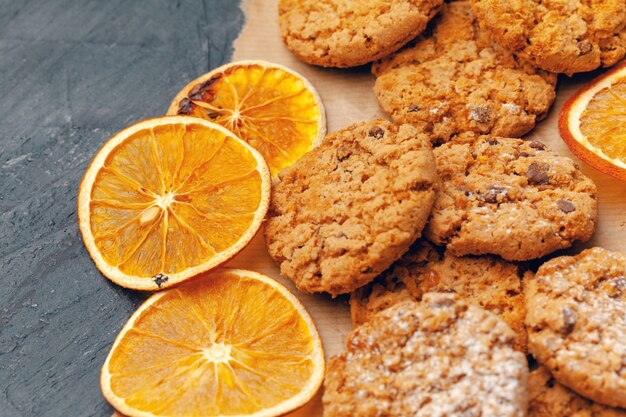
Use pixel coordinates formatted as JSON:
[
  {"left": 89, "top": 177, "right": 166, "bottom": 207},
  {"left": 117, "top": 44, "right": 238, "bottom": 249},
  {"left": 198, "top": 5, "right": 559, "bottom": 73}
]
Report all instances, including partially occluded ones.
[
  {"left": 78, "top": 116, "right": 270, "bottom": 290},
  {"left": 167, "top": 60, "right": 326, "bottom": 176},
  {"left": 101, "top": 269, "right": 325, "bottom": 417},
  {"left": 559, "top": 61, "right": 626, "bottom": 181}
]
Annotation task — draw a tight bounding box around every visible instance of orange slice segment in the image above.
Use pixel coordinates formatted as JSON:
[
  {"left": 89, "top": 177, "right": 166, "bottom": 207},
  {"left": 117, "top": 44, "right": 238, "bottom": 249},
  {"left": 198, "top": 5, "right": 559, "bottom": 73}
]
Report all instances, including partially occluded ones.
[
  {"left": 101, "top": 269, "right": 325, "bottom": 417},
  {"left": 167, "top": 60, "right": 326, "bottom": 176},
  {"left": 559, "top": 61, "right": 626, "bottom": 181},
  {"left": 78, "top": 117, "right": 270, "bottom": 290}
]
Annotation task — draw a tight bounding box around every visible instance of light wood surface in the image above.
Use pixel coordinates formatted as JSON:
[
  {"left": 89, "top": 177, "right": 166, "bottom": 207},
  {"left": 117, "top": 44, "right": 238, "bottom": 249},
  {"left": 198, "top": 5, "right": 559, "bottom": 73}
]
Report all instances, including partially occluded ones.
[{"left": 227, "top": 1, "right": 626, "bottom": 414}]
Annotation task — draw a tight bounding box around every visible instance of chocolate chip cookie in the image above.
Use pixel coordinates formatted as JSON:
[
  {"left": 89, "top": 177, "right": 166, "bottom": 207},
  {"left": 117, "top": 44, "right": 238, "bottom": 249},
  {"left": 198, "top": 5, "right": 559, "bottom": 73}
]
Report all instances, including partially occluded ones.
[
  {"left": 324, "top": 293, "right": 528, "bottom": 417},
  {"left": 265, "top": 120, "right": 437, "bottom": 295},
  {"left": 529, "top": 364, "right": 626, "bottom": 417},
  {"left": 525, "top": 248, "right": 626, "bottom": 408},
  {"left": 350, "top": 241, "right": 528, "bottom": 351},
  {"left": 278, "top": 0, "right": 443, "bottom": 68},
  {"left": 425, "top": 136, "right": 598, "bottom": 260},
  {"left": 470, "top": 0, "right": 626, "bottom": 75},
  {"left": 373, "top": 1, "right": 556, "bottom": 144}
]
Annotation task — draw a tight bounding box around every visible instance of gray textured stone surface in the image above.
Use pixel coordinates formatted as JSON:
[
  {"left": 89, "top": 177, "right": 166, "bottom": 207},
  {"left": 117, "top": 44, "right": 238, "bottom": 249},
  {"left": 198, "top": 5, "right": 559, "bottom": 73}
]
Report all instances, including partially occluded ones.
[{"left": 0, "top": 1, "right": 243, "bottom": 415}]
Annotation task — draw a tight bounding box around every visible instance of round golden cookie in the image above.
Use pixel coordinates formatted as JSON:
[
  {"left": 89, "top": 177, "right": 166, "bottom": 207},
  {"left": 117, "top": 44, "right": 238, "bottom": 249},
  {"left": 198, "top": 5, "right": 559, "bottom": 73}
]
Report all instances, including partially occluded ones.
[
  {"left": 278, "top": 0, "right": 443, "bottom": 68},
  {"left": 265, "top": 120, "right": 438, "bottom": 295},
  {"left": 525, "top": 248, "right": 626, "bottom": 409},
  {"left": 323, "top": 293, "right": 528, "bottom": 417},
  {"left": 424, "top": 136, "right": 598, "bottom": 261},
  {"left": 529, "top": 364, "right": 626, "bottom": 417},
  {"left": 350, "top": 240, "right": 528, "bottom": 351},
  {"left": 373, "top": 1, "right": 556, "bottom": 144},
  {"left": 470, "top": 0, "right": 626, "bottom": 75}
]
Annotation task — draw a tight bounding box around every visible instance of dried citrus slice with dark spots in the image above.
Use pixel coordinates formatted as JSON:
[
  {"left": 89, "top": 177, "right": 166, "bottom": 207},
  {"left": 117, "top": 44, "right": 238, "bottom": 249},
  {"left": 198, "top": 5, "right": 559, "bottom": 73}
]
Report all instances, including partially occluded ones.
[{"left": 167, "top": 60, "right": 326, "bottom": 176}]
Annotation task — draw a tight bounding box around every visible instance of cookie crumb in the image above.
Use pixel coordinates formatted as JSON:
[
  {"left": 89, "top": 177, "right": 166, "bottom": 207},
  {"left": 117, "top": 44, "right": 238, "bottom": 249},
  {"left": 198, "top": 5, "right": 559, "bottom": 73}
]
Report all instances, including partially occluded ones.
[
  {"left": 468, "top": 105, "right": 494, "bottom": 123},
  {"left": 502, "top": 103, "right": 521, "bottom": 114}
]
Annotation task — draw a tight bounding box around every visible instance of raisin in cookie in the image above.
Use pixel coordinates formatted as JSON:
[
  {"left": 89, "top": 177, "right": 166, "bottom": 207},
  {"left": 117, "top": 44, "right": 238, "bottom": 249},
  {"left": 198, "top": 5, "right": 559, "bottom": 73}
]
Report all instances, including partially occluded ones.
[
  {"left": 425, "top": 136, "right": 598, "bottom": 260},
  {"left": 470, "top": 0, "right": 626, "bottom": 75},
  {"left": 265, "top": 120, "right": 437, "bottom": 295},
  {"left": 373, "top": 1, "right": 556, "bottom": 144},
  {"left": 525, "top": 248, "right": 626, "bottom": 408},
  {"left": 323, "top": 293, "right": 528, "bottom": 417},
  {"left": 350, "top": 240, "right": 528, "bottom": 351},
  {"left": 529, "top": 364, "right": 626, "bottom": 417},
  {"left": 278, "top": 0, "right": 443, "bottom": 68}
]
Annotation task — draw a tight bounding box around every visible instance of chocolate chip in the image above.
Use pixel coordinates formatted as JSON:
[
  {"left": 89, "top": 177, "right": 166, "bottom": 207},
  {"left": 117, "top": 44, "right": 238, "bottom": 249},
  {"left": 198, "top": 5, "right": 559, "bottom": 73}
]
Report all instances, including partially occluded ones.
[
  {"left": 481, "top": 192, "right": 498, "bottom": 203},
  {"left": 408, "top": 104, "right": 421, "bottom": 112},
  {"left": 489, "top": 184, "right": 508, "bottom": 192},
  {"left": 561, "top": 307, "right": 576, "bottom": 335},
  {"left": 488, "top": 138, "right": 499, "bottom": 145},
  {"left": 336, "top": 147, "right": 351, "bottom": 161},
  {"left": 177, "top": 98, "right": 193, "bottom": 115},
  {"left": 607, "top": 277, "right": 626, "bottom": 298},
  {"left": 153, "top": 273, "right": 169, "bottom": 288},
  {"left": 529, "top": 141, "right": 547, "bottom": 150},
  {"left": 481, "top": 184, "right": 508, "bottom": 203},
  {"left": 519, "top": 151, "right": 530, "bottom": 157},
  {"left": 468, "top": 105, "right": 493, "bottom": 124},
  {"left": 576, "top": 40, "right": 593, "bottom": 56},
  {"left": 368, "top": 126, "right": 385, "bottom": 139},
  {"left": 526, "top": 162, "right": 550, "bottom": 185},
  {"left": 557, "top": 199, "right": 576, "bottom": 213}
]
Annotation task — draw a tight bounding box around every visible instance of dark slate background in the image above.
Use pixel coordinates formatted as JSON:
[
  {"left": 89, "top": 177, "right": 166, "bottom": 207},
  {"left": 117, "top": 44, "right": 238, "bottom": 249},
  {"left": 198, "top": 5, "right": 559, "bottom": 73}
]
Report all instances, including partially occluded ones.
[{"left": 0, "top": 1, "right": 243, "bottom": 415}]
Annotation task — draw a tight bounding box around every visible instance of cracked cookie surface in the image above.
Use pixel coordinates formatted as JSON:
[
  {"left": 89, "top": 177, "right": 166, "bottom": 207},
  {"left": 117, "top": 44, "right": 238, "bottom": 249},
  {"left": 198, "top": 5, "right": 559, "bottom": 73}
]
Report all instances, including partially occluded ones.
[
  {"left": 350, "top": 240, "right": 528, "bottom": 351},
  {"left": 264, "top": 120, "right": 437, "bottom": 295},
  {"left": 525, "top": 248, "right": 626, "bottom": 409},
  {"left": 278, "top": 0, "right": 443, "bottom": 68},
  {"left": 529, "top": 365, "right": 626, "bottom": 417},
  {"left": 324, "top": 293, "right": 528, "bottom": 417},
  {"left": 470, "top": 0, "right": 626, "bottom": 75},
  {"left": 424, "top": 136, "right": 598, "bottom": 260},
  {"left": 373, "top": 1, "right": 556, "bottom": 144}
]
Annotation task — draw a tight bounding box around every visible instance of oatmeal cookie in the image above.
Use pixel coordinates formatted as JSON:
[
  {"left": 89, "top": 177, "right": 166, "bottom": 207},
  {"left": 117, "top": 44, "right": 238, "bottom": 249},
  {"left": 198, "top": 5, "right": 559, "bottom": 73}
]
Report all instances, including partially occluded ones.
[
  {"left": 424, "top": 136, "right": 598, "bottom": 260},
  {"left": 525, "top": 247, "right": 626, "bottom": 408},
  {"left": 350, "top": 241, "right": 528, "bottom": 351},
  {"left": 529, "top": 364, "right": 626, "bottom": 417},
  {"left": 278, "top": 0, "right": 443, "bottom": 68},
  {"left": 470, "top": 0, "right": 626, "bottom": 75},
  {"left": 373, "top": 1, "right": 556, "bottom": 143},
  {"left": 323, "top": 293, "right": 528, "bottom": 417},
  {"left": 265, "top": 120, "right": 437, "bottom": 295}
]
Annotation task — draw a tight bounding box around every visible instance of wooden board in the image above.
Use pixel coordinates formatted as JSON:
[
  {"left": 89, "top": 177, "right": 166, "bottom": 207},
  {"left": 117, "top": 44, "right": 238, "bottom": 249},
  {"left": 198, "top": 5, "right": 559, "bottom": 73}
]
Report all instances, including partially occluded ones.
[{"left": 226, "top": 0, "right": 626, "bottom": 414}]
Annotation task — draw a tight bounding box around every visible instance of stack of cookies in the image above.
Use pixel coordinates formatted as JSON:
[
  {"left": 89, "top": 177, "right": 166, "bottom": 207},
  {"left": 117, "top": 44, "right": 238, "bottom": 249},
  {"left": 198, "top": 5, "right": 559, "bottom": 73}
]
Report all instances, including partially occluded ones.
[{"left": 275, "top": 0, "right": 626, "bottom": 415}]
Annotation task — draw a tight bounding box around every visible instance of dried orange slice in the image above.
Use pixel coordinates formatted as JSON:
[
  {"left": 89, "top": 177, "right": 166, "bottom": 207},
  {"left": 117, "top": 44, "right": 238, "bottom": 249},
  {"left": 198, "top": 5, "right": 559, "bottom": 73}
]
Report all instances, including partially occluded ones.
[
  {"left": 559, "top": 61, "right": 626, "bottom": 181},
  {"left": 77, "top": 116, "right": 270, "bottom": 290},
  {"left": 167, "top": 60, "right": 326, "bottom": 176},
  {"left": 101, "top": 269, "right": 325, "bottom": 417}
]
